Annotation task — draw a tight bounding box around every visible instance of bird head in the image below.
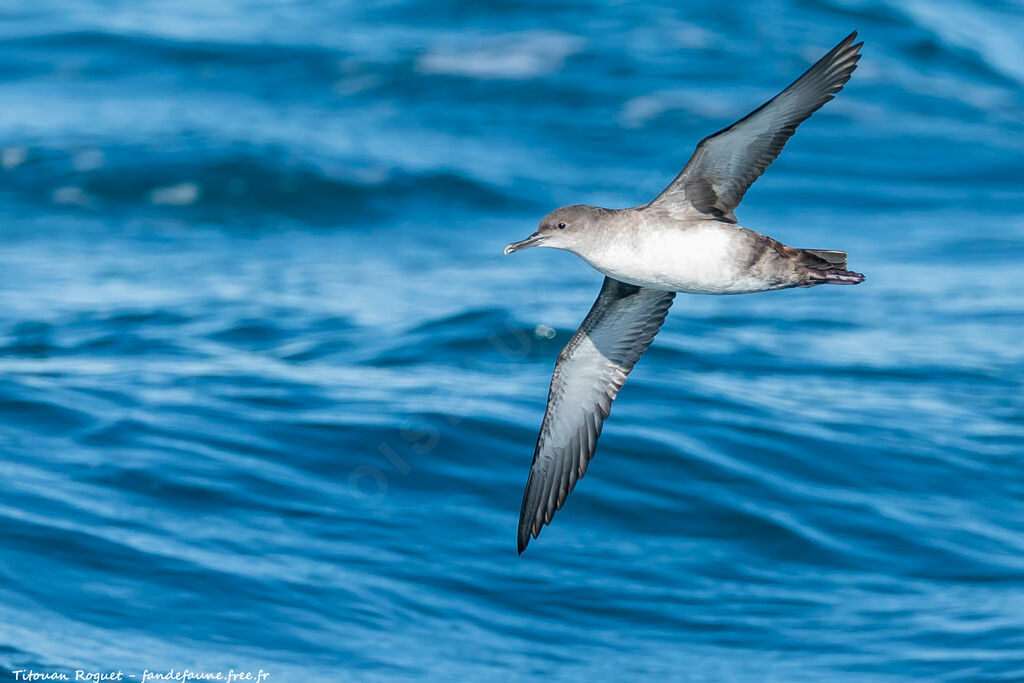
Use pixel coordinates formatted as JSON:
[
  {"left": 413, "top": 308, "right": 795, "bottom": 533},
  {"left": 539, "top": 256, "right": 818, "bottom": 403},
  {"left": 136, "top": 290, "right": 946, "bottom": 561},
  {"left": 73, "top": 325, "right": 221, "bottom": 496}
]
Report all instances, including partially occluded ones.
[{"left": 504, "top": 205, "right": 604, "bottom": 256}]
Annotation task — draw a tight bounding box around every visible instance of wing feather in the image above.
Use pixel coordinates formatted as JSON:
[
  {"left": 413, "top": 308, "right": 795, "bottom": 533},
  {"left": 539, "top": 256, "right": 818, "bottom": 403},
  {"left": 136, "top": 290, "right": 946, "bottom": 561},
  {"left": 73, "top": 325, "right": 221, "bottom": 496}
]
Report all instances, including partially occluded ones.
[
  {"left": 517, "top": 277, "right": 675, "bottom": 553},
  {"left": 649, "top": 31, "right": 863, "bottom": 220}
]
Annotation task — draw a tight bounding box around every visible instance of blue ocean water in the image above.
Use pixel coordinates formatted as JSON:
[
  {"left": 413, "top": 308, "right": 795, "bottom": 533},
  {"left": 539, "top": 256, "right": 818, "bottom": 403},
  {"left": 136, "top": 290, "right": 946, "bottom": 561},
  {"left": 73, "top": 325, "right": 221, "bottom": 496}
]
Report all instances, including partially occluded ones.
[{"left": 1, "top": 0, "right": 1023, "bottom": 680}]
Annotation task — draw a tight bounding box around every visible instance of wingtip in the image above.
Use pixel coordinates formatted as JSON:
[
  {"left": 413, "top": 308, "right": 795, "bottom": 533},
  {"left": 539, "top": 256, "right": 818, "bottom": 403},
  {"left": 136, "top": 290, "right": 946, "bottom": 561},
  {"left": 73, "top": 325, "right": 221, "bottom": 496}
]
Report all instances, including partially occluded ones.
[
  {"left": 843, "top": 30, "right": 864, "bottom": 52},
  {"left": 516, "top": 512, "right": 544, "bottom": 554},
  {"left": 516, "top": 510, "right": 533, "bottom": 554}
]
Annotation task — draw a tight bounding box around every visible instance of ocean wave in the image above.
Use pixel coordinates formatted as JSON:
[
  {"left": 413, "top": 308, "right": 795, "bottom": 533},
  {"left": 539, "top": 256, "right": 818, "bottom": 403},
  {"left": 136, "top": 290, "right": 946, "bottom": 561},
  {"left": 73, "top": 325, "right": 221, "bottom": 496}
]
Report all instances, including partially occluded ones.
[
  {"left": 0, "top": 29, "right": 345, "bottom": 80},
  {"left": 1, "top": 2, "right": 1023, "bottom": 679},
  {"left": 0, "top": 148, "right": 525, "bottom": 224},
  {"left": 896, "top": 0, "right": 1024, "bottom": 87}
]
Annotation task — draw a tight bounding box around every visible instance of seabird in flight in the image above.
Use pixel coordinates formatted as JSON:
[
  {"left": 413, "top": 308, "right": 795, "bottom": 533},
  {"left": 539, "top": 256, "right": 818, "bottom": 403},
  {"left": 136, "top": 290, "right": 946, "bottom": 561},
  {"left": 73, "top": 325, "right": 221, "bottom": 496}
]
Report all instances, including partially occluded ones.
[{"left": 505, "top": 32, "right": 865, "bottom": 553}]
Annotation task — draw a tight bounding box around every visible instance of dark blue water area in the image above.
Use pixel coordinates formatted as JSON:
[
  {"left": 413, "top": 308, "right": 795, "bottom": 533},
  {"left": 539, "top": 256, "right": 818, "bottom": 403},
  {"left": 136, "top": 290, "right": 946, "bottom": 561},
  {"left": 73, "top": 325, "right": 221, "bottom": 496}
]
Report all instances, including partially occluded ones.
[{"left": 0, "top": 0, "right": 1023, "bottom": 680}]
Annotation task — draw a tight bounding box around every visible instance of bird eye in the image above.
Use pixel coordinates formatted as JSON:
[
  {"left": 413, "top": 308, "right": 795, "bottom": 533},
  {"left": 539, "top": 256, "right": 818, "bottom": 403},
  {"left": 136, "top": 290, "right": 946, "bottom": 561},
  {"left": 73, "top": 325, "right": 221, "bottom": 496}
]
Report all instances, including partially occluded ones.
[{"left": 557, "top": 222, "right": 566, "bottom": 230}]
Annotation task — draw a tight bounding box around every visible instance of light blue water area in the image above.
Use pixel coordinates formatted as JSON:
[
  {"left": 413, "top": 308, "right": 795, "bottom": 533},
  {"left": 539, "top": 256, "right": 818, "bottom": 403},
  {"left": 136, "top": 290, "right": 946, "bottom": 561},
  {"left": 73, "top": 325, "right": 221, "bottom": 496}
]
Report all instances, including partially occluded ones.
[{"left": 1, "top": 0, "right": 1023, "bottom": 680}]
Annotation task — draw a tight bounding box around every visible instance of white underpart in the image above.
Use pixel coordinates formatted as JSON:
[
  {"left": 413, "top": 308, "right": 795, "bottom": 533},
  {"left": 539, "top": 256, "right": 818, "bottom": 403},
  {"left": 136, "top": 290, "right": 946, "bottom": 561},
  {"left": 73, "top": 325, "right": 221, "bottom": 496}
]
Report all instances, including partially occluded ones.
[{"left": 571, "top": 222, "right": 772, "bottom": 295}]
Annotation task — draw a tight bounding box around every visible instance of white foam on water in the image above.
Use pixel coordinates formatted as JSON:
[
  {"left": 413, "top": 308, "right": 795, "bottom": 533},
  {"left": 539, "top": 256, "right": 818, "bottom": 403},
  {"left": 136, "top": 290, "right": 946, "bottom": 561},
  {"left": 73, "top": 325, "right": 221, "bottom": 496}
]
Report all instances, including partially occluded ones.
[
  {"left": 148, "top": 181, "right": 201, "bottom": 206},
  {"left": 72, "top": 148, "right": 105, "bottom": 172},
  {"left": 898, "top": 0, "right": 1024, "bottom": 87},
  {"left": 51, "top": 186, "right": 95, "bottom": 207},
  {"left": 416, "top": 31, "right": 584, "bottom": 80},
  {"left": 2, "top": 147, "right": 26, "bottom": 169}
]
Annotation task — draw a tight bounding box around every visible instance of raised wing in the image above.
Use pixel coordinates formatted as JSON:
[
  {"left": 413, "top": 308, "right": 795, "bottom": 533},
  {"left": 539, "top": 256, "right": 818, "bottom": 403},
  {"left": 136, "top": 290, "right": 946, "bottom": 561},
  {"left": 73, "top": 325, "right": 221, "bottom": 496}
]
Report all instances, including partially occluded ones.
[
  {"left": 517, "top": 277, "right": 675, "bottom": 553},
  {"left": 649, "top": 31, "right": 863, "bottom": 220}
]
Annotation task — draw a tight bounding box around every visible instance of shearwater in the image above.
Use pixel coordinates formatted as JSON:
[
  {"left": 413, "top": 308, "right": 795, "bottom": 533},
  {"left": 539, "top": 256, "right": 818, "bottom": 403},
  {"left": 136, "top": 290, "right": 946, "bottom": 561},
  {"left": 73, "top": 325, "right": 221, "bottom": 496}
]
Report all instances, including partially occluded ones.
[{"left": 505, "top": 32, "right": 865, "bottom": 554}]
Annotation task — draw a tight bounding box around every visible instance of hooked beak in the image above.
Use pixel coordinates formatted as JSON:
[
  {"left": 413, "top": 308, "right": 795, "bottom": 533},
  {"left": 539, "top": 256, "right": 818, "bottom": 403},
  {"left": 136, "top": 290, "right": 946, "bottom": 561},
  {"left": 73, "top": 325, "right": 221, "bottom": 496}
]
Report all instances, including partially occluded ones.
[{"left": 504, "top": 232, "right": 548, "bottom": 255}]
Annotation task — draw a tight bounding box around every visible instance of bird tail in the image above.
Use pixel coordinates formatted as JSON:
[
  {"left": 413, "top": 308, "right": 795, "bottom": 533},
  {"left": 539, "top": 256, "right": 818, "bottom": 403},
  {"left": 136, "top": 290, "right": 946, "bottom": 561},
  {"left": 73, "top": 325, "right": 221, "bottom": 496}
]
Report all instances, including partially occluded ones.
[
  {"left": 798, "top": 248, "right": 865, "bottom": 286},
  {"left": 803, "top": 249, "right": 848, "bottom": 269}
]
